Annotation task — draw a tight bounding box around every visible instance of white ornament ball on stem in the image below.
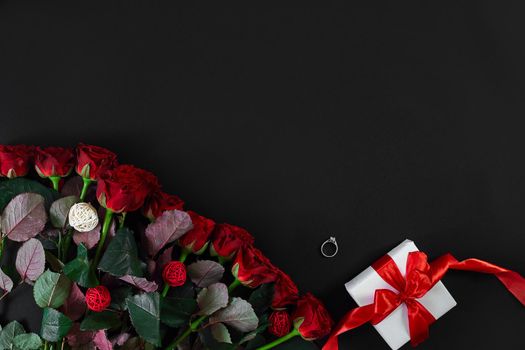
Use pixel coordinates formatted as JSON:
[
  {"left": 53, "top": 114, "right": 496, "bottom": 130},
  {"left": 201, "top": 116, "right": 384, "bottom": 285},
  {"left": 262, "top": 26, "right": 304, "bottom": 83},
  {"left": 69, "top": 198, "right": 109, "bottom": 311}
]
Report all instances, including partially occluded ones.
[{"left": 69, "top": 202, "right": 99, "bottom": 232}]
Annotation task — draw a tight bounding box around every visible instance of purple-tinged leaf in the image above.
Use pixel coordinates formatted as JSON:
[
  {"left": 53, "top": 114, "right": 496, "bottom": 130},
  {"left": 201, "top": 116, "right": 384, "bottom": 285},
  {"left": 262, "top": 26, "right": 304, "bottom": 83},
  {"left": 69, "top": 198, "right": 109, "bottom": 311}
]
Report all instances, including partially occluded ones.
[
  {"left": 93, "top": 330, "right": 113, "bottom": 350},
  {"left": 0, "top": 268, "right": 13, "bottom": 293},
  {"left": 61, "top": 283, "right": 86, "bottom": 321},
  {"left": 196, "top": 283, "right": 228, "bottom": 316},
  {"left": 119, "top": 275, "right": 158, "bottom": 292},
  {"left": 112, "top": 333, "right": 131, "bottom": 346},
  {"left": 73, "top": 224, "right": 101, "bottom": 249},
  {"left": 150, "top": 246, "right": 173, "bottom": 284},
  {"left": 66, "top": 323, "right": 95, "bottom": 347},
  {"left": 16, "top": 238, "right": 45, "bottom": 282},
  {"left": 1, "top": 193, "right": 47, "bottom": 242},
  {"left": 209, "top": 297, "right": 258, "bottom": 332},
  {"left": 61, "top": 176, "right": 84, "bottom": 197},
  {"left": 145, "top": 210, "right": 193, "bottom": 256},
  {"left": 157, "top": 246, "right": 173, "bottom": 271},
  {"left": 187, "top": 260, "right": 225, "bottom": 288}
]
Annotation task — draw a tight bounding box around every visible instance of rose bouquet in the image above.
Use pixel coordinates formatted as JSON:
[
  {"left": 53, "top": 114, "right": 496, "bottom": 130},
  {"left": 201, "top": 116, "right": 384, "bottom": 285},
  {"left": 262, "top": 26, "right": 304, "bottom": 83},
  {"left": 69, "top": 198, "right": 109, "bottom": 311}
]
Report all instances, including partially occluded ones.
[{"left": 0, "top": 144, "right": 333, "bottom": 350}]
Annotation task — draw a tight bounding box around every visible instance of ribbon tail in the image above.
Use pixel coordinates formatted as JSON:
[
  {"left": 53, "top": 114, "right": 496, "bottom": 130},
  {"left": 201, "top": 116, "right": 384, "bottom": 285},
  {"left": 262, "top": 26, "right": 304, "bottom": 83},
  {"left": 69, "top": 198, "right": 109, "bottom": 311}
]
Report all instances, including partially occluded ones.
[
  {"left": 322, "top": 304, "right": 375, "bottom": 350},
  {"left": 407, "top": 301, "right": 436, "bottom": 347},
  {"left": 431, "top": 254, "right": 525, "bottom": 306}
]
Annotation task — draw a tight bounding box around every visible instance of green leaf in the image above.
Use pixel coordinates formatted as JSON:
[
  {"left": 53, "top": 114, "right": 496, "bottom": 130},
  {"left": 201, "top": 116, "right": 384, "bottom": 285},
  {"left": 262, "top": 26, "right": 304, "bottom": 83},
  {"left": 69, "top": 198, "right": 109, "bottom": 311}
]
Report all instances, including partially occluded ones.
[
  {"left": 198, "top": 328, "right": 236, "bottom": 350},
  {"left": 63, "top": 244, "right": 98, "bottom": 287},
  {"left": 80, "top": 310, "right": 121, "bottom": 331},
  {"left": 239, "top": 314, "right": 268, "bottom": 344},
  {"left": 160, "top": 296, "right": 197, "bottom": 328},
  {"left": 98, "top": 228, "right": 142, "bottom": 277},
  {"left": 0, "top": 178, "right": 58, "bottom": 211},
  {"left": 209, "top": 297, "right": 258, "bottom": 332},
  {"left": 244, "top": 334, "right": 266, "bottom": 350},
  {"left": 109, "top": 286, "right": 133, "bottom": 311},
  {"left": 44, "top": 251, "right": 64, "bottom": 272},
  {"left": 248, "top": 283, "right": 274, "bottom": 316},
  {"left": 210, "top": 323, "right": 232, "bottom": 344},
  {"left": 0, "top": 321, "right": 25, "bottom": 349},
  {"left": 13, "top": 333, "right": 42, "bottom": 350},
  {"left": 126, "top": 292, "right": 161, "bottom": 346},
  {"left": 33, "top": 270, "right": 71, "bottom": 308},
  {"left": 40, "top": 308, "right": 72, "bottom": 342},
  {"left": 49, "top": 196, "right": 79, "bottom": 228}
]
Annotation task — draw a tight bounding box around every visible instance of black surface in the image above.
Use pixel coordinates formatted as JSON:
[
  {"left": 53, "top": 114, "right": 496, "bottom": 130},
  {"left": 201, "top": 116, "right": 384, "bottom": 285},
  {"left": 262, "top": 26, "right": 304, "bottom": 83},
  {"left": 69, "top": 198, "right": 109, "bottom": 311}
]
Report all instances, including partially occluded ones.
[{"left": 1, "top": 1, "right": 525, "bottom": 349}]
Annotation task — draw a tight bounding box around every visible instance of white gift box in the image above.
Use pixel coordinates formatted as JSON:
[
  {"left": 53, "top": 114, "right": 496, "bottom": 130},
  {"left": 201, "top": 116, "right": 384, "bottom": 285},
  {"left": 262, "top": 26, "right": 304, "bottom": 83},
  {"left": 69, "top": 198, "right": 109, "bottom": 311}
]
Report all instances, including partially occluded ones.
[{"left": 345, "top": 239, "right": 457, "bottom": 350}]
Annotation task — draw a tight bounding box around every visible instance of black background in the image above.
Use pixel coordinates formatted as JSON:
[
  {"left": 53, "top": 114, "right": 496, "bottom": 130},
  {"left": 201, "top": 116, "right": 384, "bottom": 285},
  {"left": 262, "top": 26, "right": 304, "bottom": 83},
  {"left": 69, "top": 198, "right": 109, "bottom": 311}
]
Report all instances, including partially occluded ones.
[{"left": 1, "top": 1, "right": 525, "bottom": 349}]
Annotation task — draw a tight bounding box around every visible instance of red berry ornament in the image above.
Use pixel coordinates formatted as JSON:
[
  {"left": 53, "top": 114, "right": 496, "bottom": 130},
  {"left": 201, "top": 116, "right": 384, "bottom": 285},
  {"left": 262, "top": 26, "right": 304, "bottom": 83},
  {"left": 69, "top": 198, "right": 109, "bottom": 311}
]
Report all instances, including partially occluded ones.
[
  {"left": 162, "top": 261, "right": 187, "bottom": 287},
  {"left": 268, "top": 310, "right": 291, "bottom": 338},
  {"left": 86, "top": 285, "right": 111, "bottom": 312}
]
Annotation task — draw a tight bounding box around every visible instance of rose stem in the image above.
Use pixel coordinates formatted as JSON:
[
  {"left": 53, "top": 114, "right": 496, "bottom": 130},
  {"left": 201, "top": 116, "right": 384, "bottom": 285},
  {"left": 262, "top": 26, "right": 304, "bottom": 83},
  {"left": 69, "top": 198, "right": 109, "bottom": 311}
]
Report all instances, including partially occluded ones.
[
  {"left": 228, "top": 279, "right": 241, "bottom": 293},
  {"left": 164, "top": 315, "right": 207, "bottom": 350},
  {"left": 217, "top": 256, "right": 227, "bottom": 265},
  {"left": 49, "top": 176, "right": 60, "bottom": 191},
  {"left": 0, "top": 236, "right": 5, "bottom": 263},
  {"left": 161, "top": 284, "right": 170, "bottom": 298},
  {"left": 61, "top": 228, "right": 74, "bottom": 263},
  {"left": 62, "top": 177, "right": 91, "bottom": 263},
  {"left": 179, "top": 249, "right": 190, "bottom": 263},
  {"left": 79, "top": 177, "right": 92, "bottom": 201},
  {"left": 92, "top": 208, "right": 114, "bottom": 269},
  {"left": 255, "top": 328, "right": 300, "bottom": 350}
]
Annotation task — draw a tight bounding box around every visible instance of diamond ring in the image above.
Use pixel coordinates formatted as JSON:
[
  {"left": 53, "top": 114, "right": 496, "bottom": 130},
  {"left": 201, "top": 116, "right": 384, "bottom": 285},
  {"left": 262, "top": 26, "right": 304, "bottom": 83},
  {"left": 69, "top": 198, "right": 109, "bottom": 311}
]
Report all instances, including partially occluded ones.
[{"left": 321, "top": 236, "right": 338, "bottom": 258}]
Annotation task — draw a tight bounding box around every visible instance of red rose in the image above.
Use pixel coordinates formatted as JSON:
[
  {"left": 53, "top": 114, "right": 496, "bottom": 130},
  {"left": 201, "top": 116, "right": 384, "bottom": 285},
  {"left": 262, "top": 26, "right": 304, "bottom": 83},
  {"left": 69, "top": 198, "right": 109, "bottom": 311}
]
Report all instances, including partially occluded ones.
[
  {"left": 0, "top": 145, "right": 34, "bottom": 178},
  {"left": 162, "top": 261, "right": 187, "bottom": 287},
  {"left": 178, "top": 211, "right": 215, "bottom": 254},
  {"left": 291, "top": 293, "right": 334, "bottom": 340},
  {"left": 96, "top": 164, "right": 158, "bottom": 213},
  {"left": 210, "top": 223, "right": 254, "bottom": 259},
  {"left": 272, "top": 269, "right": 299, "bottom": 309},
  {"left": 76, "top": 144, "right": 117, "bottom": 180},
  {"left": 269, "top": 310, "right": 292, "bottom": 337},
  {"left": 85, "top": 286, "right": 111, "bottom": 312},
  {"left": 143, "top": 190, "right": 185, "bottom": 220},
  {"left": 232, "top": 245, "right": 277, "bottom": 288},
  {"left": 35, "top": 146, "right": 75, "bottom": 177}
]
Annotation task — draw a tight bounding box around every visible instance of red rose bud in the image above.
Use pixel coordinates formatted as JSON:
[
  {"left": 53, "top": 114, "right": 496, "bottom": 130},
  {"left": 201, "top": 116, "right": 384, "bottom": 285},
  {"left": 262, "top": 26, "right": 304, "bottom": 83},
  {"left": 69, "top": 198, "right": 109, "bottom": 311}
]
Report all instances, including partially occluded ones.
[
  {"left": 85, "top": 286, "right": 111, "bottom": 312},
  {"left": 76, "top": 143, "right": 117, "bottom": 180},
  {"left": 162, "top": 261, "right": 187, "bottom": 287},
  {"left": 0, "top": 145, "right": 34, "bottom": 178},
  {"left": 291, "top": 293, "right": 334, "bottom": 340},
  {"left": 35, "top": 146, "right": 75, "bottom": 177},
  {"left": 232, "top": 245, "right": 277, "bottom": 288},
  {"left": 269, "top": 310, "right": 292, "bottom": 338},
  {"left": 143, "top": 190, "right": 185, "bottom": 220},
  {"left": 96, "top": 164, "right": 158, "bottom": 213},
  {"left": 272, "top": 269, "right": 299, "bottom": 309},
  {"left": 178, "top": 211, "right": 215, "bottom": 254},
  {"left": 210, "top": 223, "right": 254, "bottom": 259}
]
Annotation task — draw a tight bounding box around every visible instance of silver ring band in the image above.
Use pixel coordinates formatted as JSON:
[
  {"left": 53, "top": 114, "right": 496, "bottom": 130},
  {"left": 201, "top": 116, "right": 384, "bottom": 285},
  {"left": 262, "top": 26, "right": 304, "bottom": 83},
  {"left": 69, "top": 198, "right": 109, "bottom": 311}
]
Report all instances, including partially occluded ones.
[{"left": 321, "top": 236, "right": 338, "bottom": 258}]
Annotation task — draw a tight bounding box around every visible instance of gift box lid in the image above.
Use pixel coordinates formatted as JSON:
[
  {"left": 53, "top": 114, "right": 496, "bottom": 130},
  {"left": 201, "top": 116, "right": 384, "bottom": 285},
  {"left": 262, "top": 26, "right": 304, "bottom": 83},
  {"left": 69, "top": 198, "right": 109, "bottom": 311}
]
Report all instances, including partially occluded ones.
[{"left": 344, "top": 239, "right": 457, "bottom": 350}]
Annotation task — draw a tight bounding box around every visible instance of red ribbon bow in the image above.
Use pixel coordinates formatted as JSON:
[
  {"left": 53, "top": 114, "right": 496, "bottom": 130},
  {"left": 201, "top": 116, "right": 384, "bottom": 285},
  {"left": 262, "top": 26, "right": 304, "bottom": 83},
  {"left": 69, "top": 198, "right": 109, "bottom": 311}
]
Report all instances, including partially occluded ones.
[{"left": 323, "top": 251, "right": 525, "bottom": 350}]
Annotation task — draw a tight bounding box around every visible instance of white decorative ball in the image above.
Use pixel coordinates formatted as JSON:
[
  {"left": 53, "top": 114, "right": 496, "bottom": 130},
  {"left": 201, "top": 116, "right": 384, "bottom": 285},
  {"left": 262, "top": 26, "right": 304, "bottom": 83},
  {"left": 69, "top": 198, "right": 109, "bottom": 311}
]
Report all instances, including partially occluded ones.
[{"left": 68, "top": 202, "right": 99, "bottom": 232}]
